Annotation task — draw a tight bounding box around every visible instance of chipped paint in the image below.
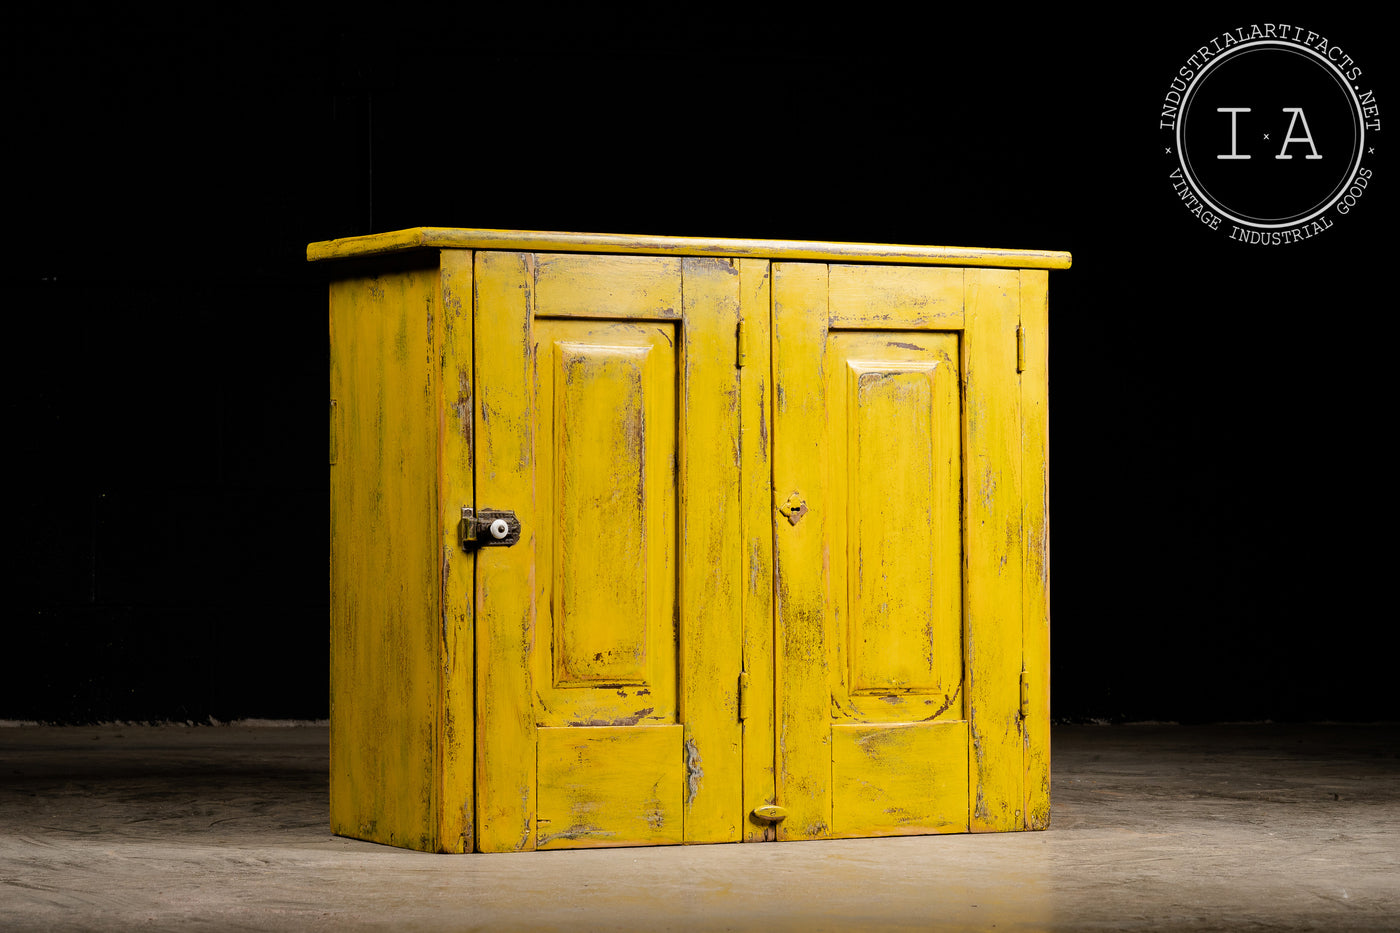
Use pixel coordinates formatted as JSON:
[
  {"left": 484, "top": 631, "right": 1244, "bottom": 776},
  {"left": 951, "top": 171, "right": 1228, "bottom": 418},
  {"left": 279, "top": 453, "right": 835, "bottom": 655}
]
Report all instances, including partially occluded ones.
[
  {"left": 974, "top": 784, "right": 989, "bottom": 823},
  {"left": 536, "top": 823, "right": 615, "bottom": 848},
  {"left": 684, "top": 734, "right": 704, "bottom": 808},
  {"left": 564, "top": 708, "right": 656, "bottom": 728}
]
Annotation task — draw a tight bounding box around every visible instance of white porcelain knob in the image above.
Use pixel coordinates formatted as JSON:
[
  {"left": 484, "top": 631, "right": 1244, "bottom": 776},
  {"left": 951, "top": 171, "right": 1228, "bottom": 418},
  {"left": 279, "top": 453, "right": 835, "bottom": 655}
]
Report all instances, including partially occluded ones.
[{"left": 489, "top": 518, "right": 510, "bottom": 540}]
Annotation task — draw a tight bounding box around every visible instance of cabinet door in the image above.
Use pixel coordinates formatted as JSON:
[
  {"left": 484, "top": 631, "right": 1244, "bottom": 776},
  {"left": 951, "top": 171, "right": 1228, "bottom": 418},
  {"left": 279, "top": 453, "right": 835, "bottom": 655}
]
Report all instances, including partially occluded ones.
[
  {"left": 473, "top": 252, "right": 744, "bottom": 851},
  {"left": 772, "top": 263, "right": 1029, "bottom": 839}
]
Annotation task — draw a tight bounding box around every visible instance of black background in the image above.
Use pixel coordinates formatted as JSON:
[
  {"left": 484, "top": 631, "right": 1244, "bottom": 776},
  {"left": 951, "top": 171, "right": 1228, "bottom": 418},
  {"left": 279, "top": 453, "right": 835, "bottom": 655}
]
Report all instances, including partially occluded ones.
[{"left": 4, "top": 8, "right": 1391, "bottom": 724}]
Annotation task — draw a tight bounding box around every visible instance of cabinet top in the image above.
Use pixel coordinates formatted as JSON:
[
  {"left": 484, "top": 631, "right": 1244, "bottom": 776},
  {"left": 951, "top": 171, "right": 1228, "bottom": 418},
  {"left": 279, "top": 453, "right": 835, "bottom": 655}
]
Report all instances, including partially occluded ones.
[{"left": 306, "top": 227, "right": 1071, "bottom": 270}]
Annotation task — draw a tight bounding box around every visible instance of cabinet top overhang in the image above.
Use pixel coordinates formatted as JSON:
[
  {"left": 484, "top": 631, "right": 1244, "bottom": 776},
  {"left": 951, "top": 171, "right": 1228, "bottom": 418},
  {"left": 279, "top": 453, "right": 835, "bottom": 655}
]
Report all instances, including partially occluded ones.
[{"left": 306, "top": 227, "right": 1071, "bottom": 270}]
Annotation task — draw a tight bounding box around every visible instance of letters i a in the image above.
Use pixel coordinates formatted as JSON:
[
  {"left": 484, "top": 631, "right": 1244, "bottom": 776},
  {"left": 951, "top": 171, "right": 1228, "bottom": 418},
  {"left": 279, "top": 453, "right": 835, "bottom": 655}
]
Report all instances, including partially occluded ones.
[{"left": 1217, "top": 107, "right": 1323, "bottom": 160}]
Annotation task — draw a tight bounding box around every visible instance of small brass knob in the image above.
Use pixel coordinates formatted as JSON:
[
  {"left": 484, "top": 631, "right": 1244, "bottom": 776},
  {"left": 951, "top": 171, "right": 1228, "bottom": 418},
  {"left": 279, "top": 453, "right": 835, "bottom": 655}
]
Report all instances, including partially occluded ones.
[{"left": 751, "top": 805, "right": 788, "bottom": 823}]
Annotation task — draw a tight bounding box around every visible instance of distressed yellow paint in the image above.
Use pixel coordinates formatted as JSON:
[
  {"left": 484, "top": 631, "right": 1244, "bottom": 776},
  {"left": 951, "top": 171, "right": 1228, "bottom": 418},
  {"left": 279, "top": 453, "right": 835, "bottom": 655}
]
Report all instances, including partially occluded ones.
[
  {"left": 827, "top": 332, "right": 963, "bottom": 726},
  {"left": 678, "top": 257, "right": 746, "bottom": 844},
  {"left": 738, "top": 258, "right": 777, "bottom": 843},
  {"left": 531, "top": 320, "right": 677, "bottom": 730},
  {"left": 846, "top": 363, "right": 948, "bottom": 690},
  {"left": 965, "top": 268, "right": 1026, "bottom": 832},
  {"left": 317, "top": 230, "right": 1061, "bottom": 852},
  {"left": 774, "top": 266, "right": 972, "bottom": 842},
  {"left": 548, "top": 341, "right": 652, "bottom": 683},
  {"left": 309, "top": 227, "right": 1072, "bottom": 270},
  {"left": 828, "top": 263, "right": 964, "bottom": 330},
  {"left": 533, "top": 253, "right": 683, "bottom": 319},
  {"left": 473, "top": 251, "right": 539, "bottom": 852},
  {"left": 832, "top": 721, "right": 970, "bottom": 837},
  {"left": 551, "top": 343, "right": 654, "bottom": 684},
  {"left": 536, "top": 726, "right": 684, "bottom": 849},
  {"left": 328, "top": 260, "right": 444, "bottom": 852},
  {"left": 437, "top": 249, "right": 475, "bottom": 852},
  {"left": 771, "top": 262, "right": 833, "bottom": 842},
  {"left": 1020, "top": 270, "right": 1052, "bottom": 830},
  {"left": 486, "top": 252, "right": 742, "bottom": 850}
]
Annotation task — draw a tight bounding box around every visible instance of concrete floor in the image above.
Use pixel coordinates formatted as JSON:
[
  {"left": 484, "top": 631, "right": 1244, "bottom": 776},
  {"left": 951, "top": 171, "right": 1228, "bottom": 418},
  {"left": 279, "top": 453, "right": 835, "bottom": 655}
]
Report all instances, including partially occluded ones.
[{"left": 1, "top": 723, "right": 1396, "bottom": 931}]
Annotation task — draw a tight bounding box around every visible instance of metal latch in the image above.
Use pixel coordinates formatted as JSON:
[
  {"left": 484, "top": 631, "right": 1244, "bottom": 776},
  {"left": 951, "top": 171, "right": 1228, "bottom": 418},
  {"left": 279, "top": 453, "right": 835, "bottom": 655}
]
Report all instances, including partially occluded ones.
[{"left": 459, "top": 508, "right": 521, "bottom": 550}]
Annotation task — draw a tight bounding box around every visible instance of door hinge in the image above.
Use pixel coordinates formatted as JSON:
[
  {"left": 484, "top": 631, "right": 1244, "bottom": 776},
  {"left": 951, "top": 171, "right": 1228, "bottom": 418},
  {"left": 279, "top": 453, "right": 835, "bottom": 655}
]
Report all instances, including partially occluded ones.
[
  {"left": 736, "top": 318, "right": 747, "bottom": 368},
  {"left": 1016, "top": 325, "right": 1026, "bottom": 374},
  {"left": 459, "top": 507, "right": 521, "bottom": 550},
  {"left": 328, "top": 399, "right": 338, "bottom": 465},
  {"left": 1019, "top": 669, "right": 1030, "bottom": 718},
  {"left": 738, "top": 670, "right": 750, "bottom": 721}
]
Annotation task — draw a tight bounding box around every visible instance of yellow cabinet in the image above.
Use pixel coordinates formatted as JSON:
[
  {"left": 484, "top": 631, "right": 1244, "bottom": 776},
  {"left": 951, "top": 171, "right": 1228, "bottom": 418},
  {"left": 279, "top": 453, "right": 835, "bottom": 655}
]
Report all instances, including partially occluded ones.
[{"left": 315, "top": 228, "right": 1069, "bottom": 852}]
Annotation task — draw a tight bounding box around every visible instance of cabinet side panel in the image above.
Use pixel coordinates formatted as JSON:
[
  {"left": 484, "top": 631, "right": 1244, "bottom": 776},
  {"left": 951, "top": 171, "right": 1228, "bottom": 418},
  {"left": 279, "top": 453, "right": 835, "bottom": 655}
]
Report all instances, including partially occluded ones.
[
  {"left": 329, "top": 265, "right": 442, "bottom": 851},
  {"left": 1020, "top": 270, "right": 1051, "bottom": 830}
]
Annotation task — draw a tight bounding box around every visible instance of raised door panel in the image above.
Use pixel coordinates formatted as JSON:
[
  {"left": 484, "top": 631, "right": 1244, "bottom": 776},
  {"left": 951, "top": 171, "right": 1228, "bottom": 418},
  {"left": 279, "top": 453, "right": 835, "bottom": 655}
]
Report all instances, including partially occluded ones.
[
  {"left": 825, "top": 331, "right": 970, "bottom": 838},
  {"left": 826, "top": 332, "right": 963, "bottom": 725},
  {"left": 531, "top": 322, "right": 678, "bottom": 731}
]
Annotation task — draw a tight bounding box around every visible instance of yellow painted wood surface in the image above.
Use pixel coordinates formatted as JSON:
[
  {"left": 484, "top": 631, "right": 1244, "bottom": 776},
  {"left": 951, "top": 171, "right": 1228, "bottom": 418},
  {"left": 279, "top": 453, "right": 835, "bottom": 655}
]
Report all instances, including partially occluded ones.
[
  {"left": 436, "top": 249, "right": 475, "bottom": 852},
  {"left": 309, "top": 227, "right": 1072, "bottom": 270},
  {"left": 965, "top": 269, "right": 1027, "bottom": 832},
  {"left": 531, "top": 320, "right": 678, "bottom": 729},
  {"left": 320, "top": 233, "right": 1060, "bottom": 852},
  {"left": 474, "top": 251, "right": 745, "bottom": 850},
  {"left": 831, "top": 721, "right": 969, "bottom": 837},
  {"left": 550, "top": 340, "right": 660, "bottom": 686},
  {"left": 737, "top": 259, "right": 776, "bottom": 843},
  {"left": 827, "top": 264, "right": 964, "bottom": 330},
  {"left": 473, "top": 251, "right": 539, "bottom": 852},
  {"left": 773, "top": 264, "right": 973, "bottom": 841},
  {"left": 677, "top": 257, "right": 745, "bottom": 844},
  {"left": 328, "top": 261, "right": 443, "bottom": 852},
  {"left": 534, "top": 253, "right": 683, "bottom": 319},
  {"left": 826, "top": 331, "right": 963, "bottom": 726},
  {"left": 1020, "top": 270, "right": 1052, "bottom": 830},
  {"left": 771, "top": 262, "right": 833, "bottom": 842},
  {"left": 536, "top": 726, "right": 684, "bottom": 849}
]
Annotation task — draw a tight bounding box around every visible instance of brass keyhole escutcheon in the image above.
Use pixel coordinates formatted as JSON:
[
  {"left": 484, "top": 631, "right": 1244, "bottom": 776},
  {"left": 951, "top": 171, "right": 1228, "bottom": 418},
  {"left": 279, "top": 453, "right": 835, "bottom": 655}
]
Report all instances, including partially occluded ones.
[{"left": 778, "top": 492, "right": 808, "bottom": 526}]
